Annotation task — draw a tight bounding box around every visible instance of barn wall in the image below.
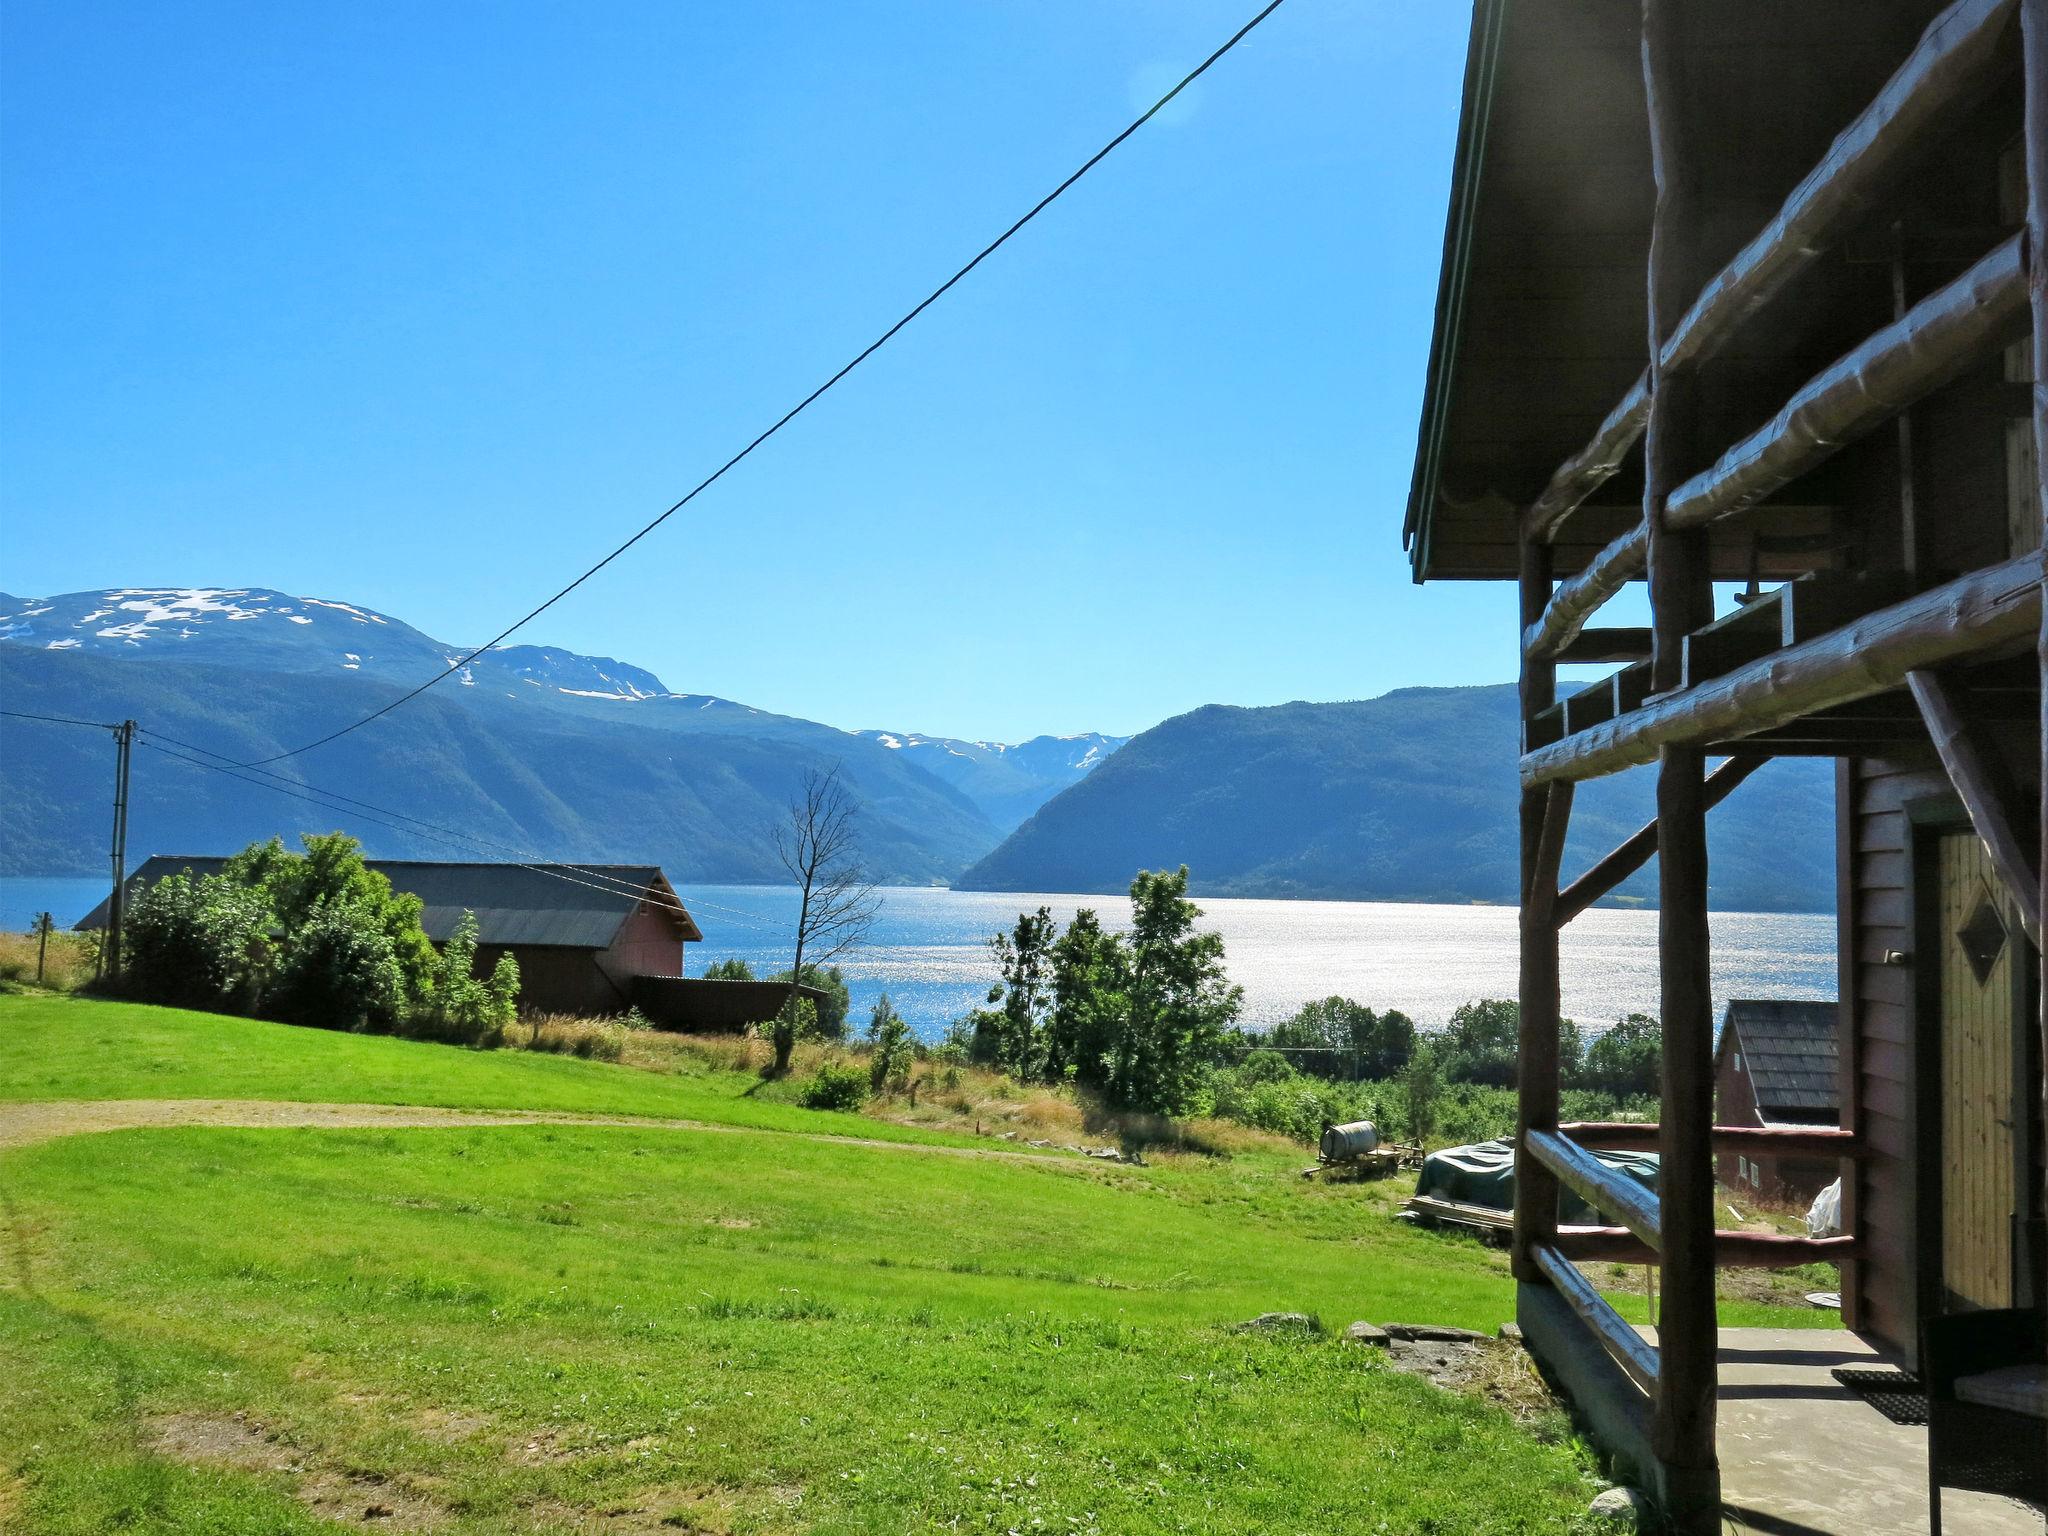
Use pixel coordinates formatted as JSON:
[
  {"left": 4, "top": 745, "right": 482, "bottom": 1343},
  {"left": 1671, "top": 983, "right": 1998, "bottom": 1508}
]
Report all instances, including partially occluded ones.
[
  {"left": 1714, "top": 1039, "right": 1761, "bottom": 1190},
  {"left": 602, "top": 902, "right": 686, "bottom": 983},
  {"left": 478, "top": 944, "right": 628, "bottom": 1017}
]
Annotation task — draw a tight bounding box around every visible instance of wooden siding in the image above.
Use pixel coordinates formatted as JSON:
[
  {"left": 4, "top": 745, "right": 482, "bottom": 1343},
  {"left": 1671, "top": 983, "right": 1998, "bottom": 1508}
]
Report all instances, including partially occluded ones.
[
  {"left": 1845, "top": 750, "right": 1951, "bottom": 1359},
  {"left": 1936, "top": 829, "right": 2019, "bottom": 1308}
]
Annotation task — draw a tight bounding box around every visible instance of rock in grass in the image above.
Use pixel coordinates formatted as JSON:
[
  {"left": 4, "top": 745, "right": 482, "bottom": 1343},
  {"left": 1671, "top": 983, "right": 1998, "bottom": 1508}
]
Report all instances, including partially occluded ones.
[
  {"left": 1497, "top": 1321, "right": 1524, "bottom": 1344},
  {"left": 1382, "top": 1323, "right": 1488, "bottom": 1343},
  {"left": 1234, "top": 1311, "right": 1321, "bottom": 1335},
  {"left": 1343, "top": 1321, "right": 1391, "bottom": 1348},
  {"left": 1587, "top": 1486, "right": 1645, "bottom": 1528}
]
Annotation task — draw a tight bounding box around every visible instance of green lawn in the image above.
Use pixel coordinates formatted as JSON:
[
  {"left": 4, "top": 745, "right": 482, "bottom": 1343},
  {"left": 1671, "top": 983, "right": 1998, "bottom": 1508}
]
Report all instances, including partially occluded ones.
[
  {"left": 0, "top": 993, "right": 1828, "bottom": 1534},
  {"left": 0, "top": 992, "right": 956, "bottom": 1145}
]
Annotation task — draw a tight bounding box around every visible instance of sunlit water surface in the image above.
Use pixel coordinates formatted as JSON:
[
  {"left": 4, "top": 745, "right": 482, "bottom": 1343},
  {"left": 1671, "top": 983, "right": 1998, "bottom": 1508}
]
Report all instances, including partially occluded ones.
[{"left": 0, "top": 877, "right": 1836, "bottom": 1040}]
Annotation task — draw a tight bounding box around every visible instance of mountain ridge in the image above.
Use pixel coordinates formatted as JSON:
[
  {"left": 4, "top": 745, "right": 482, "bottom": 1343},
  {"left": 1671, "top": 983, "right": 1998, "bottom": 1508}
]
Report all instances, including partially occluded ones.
[
  {"left": 0, "top": 587, "right": 1123, "bottom": 883},
  {"left": 956, "top": 686, "right": 1837, "bottom": 912}
]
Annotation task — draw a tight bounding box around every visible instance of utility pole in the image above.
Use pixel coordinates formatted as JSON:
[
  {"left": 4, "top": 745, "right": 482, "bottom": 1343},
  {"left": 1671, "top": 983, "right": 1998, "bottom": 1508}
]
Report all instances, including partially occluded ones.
[{"left": 105, "top": 720, "right": 135, "bottom": 982}]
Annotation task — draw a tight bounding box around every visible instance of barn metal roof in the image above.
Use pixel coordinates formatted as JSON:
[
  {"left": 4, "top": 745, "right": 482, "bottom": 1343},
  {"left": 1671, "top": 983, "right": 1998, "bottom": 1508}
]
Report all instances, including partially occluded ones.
[
  {"left": 1720, "top": 999, "right": 1839, "bottom": 1119},
  {"left": 77, "top": 856, "right": 704, "bottom": 946}
]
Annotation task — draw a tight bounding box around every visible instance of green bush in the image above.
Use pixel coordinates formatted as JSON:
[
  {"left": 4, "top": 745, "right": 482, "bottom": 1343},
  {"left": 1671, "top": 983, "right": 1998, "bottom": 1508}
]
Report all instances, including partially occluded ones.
[
  {"left": 412, "top": 912, "right": 518, "bottom": 1047},
  {"left": 800, "top": 1061, "right": 870, "bottom": 1111},
  {"left": 867, "top": 993, "right": 913, "bottom": 1092},
  {"left": 122, "top": 836, "right": 520, "bottom": 1047},
  {"left": 123, "top": 871, "right": 273, "bottom": 1013},
  {"left": 270, "top": 900, "right": 405, "bottom": 1032}
]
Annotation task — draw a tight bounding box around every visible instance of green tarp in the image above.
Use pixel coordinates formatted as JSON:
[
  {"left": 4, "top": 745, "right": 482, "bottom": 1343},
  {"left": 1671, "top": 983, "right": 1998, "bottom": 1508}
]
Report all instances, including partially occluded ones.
[{"left": 1415, "top": 1137, "right": 1660, "bottom": 1225}]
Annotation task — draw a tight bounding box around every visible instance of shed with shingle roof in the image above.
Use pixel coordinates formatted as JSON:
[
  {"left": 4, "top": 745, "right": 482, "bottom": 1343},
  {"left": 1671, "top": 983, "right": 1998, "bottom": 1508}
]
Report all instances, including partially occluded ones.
[{"left": 1713, "top": 998, "right": 1840, "bottom": 1203}]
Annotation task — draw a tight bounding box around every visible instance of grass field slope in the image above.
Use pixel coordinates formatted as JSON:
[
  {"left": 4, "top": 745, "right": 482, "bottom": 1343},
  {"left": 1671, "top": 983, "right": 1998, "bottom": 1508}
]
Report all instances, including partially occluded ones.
[{"left": 0, "top": 994, "right": 1814, "bottom": 1534}]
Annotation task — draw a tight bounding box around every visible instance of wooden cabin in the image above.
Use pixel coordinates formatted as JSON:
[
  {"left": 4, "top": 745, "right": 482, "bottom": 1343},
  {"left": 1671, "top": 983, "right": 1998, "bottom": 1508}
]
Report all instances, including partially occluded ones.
[
  {"left": 1713, "top": 999, "right": 1842, "bottom": 1203},
  {"left": 82, "top": 856, "right": 705, "bottom": 1016},
  {"left": 1405, "top": 1, "right": 2048, "bottom": 1526}
]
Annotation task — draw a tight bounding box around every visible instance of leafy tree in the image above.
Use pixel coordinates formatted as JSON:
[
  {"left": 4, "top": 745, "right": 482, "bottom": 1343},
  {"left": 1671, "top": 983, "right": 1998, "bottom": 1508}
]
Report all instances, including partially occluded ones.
[
  {"left": 270, "top": 900, "right": 405, "bottom": 1032},
  {"left": 1043, "top": 908, "right": 1127, "bottom": 1088},
  {"left": 1236, "top": 1048, "right": 1296, "bottom": 1086},
  {"left": 702, "top": 957, "right": 755, "bottom": 981},
  {"left": 866, "top": 992, "right": 913, "bottom": 1093},
  {"left": 770, "top": 962, "right": 850, "bottom": 1038},
  {"left": 1265, "top": 996, "right": 1416, "bottom": 1081},
  {"left": 1438, "top": 999, "right": 1519, "bottom": 1087},
  {"left": 1098, "top": 867, "right": 1242, "bottom": 1116},
  {"left": 223, "top": 833, "right": 434, "bottom": 1005},
  {"left": 1583, "top": 1012, "right": 1662, "bottom": 1097},
  {"left": 985, "top": 907, "right": 1057, "bottom": 1077},
  {"left": 1402, "top": 1044, "right": 1443, "bottom": 1145}
]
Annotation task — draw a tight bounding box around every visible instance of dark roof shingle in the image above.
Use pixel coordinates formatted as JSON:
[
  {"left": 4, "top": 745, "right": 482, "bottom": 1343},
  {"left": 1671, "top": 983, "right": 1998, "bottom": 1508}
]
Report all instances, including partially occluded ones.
[{"left": 1723, "top": 998, "right": 1838, "bottom": 1118}]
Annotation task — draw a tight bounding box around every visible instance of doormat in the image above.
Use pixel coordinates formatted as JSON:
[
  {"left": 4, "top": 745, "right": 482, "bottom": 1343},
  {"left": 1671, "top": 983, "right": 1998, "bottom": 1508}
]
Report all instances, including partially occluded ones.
[{"left": 1832, "top": 1366, "right": 1927, "bottom": 1426}]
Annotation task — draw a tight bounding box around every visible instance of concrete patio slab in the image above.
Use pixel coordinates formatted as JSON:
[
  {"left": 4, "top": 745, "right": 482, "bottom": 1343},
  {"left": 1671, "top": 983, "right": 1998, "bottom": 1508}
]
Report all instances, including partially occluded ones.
[{"left": 1708, "top": 1327, "right": 2040, "bottom": 1535}]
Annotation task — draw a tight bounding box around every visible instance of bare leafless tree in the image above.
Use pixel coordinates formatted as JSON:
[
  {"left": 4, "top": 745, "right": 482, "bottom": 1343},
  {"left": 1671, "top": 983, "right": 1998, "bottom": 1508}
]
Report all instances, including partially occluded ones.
[{"left": 770, "top": 764, "right": 880, "bottom": 1073}]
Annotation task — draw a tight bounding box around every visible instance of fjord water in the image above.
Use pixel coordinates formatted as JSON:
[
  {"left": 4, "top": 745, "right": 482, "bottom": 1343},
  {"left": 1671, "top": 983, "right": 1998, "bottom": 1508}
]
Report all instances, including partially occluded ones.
[
  {"left": 675, "top": 884, "right": 1834, "bottom": 1037},
  {"left": 2, "top": 876, "right": 1835, "bottom": 1038}
]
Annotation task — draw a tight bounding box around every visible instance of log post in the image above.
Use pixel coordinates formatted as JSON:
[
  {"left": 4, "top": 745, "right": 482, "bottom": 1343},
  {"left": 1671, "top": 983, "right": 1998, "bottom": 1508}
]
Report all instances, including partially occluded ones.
[
  {"left": 1516, "top": 530, "right": 1565, "bottom": 1282},
  {"left": 1642, "top": 0, "right": 1719, "bottom": 1520},
  {"left": 2020, "top": 0, "right": 2048, "bottom": 1309}
]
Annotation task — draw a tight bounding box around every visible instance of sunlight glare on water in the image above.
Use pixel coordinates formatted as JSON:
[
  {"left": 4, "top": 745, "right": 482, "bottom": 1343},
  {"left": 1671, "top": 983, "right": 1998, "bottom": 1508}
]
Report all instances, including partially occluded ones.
[{"left": 677, "top": 885, "right": 1836, "bottom": 1039}]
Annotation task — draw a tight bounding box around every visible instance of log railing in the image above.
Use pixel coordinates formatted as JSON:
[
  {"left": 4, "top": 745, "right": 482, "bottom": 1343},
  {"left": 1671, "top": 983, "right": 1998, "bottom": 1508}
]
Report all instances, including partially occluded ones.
[
  {"left": 1533, "top": 1242, "right": 1662, "bottom": 1395},
  {"left": 1561, "top": 1122, "right": 1862, "bottom": 1160},
  {"left": 1554, "top": 1227, "right": 1860, "bottom": 1270},
  {"left": 1520, "top": 0, "right": 2019, "bottom": 551},
  {"left": 1524, "top": 233, "right": 2030, "bottom": 661},
  {"left": 1523, "top": 553, "right": 2044, "bottom": 786},
  {"left": 1526, "top": 1128, "right": 1664, "bottom": 1247}
]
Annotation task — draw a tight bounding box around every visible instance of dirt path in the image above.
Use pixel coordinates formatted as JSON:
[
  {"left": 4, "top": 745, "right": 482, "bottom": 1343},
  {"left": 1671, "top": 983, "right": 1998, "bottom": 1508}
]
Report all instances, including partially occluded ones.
[{"left": 0, "top": 1097, "right": 1075, "bottom": 1164}]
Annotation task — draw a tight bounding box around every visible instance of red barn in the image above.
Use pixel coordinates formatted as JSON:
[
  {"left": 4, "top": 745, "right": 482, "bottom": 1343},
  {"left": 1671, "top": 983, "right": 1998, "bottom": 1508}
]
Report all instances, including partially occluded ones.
[{"left": 82, "top": 856, "right": 705, "bottom": 1017}]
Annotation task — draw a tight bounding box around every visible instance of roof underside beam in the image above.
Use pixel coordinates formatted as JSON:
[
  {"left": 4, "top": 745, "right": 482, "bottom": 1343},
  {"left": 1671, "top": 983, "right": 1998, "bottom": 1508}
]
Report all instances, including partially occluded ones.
[
  {"left": 1522, "top": 232, "right": 2030, "bottom": 661},
  {"left": 1516, "top": 0, "right": 2020, "bottom": 551}
]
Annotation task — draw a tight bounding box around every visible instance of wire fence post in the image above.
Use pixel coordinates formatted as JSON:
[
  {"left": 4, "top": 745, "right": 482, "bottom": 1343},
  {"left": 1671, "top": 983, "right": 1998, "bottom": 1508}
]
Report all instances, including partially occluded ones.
[{"left": 105, "top": 720, "right": 135, "bottom": 982}]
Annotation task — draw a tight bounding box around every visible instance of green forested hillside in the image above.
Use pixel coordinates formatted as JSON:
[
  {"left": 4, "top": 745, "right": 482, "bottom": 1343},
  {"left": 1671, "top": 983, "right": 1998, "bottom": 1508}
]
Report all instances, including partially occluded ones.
[{"left": 957, "top": 685, "right": 1837, "bottom": 911}]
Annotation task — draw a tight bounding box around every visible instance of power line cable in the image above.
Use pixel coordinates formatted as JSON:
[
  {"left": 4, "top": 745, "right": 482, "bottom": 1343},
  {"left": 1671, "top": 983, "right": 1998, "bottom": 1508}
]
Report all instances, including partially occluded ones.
[
  {"left": 2, "top": 708, "right": 123, "bottom": 731},
  {"left": 247, "top": 0, "right": 1289, "bottom": 768}
]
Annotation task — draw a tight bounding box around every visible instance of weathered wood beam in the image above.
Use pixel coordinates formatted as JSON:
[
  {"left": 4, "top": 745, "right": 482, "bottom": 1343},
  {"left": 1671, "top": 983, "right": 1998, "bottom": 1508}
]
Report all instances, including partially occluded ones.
[
  {"left": 1528, "top": 238, "right": 2029, "bottom": 662},
  {"left": 1523, "top": 554, "right": 2045, "bottom": 786},
  {"left": 1531, "top": 1242, "right": 1661, "bottom": 1396},
  {"left": 1555, "top": 627, "right": 1654, "bottom": 665},
  {"left": 1908, "top": 670, "right": 2043, "bottom": 944},
  {"left": 1554, "top": 1228, "right": 1862, "bottom": 1270},
  {"left": 1516, "top": 536, "right": 1565, "bottom": 1283},
  {"left": 1665, "top": 236, "right": 2030, "bottom": 532},
  {"left": 1662, "top": 0, "right": 2021, "bottom": 373},
  {"left": 1525, "top": 374, "right": 1651, "bottom": 545},
  {"left": 1520, "top": 0, "right": 2019, "bottom": 551},
  {"left": 1555, "top": 754, "right": 1765, "bottom": 924},
  {"left": 1527, "top": 1127, "right": 1663, "bottom": 1247},
  {"left": 1525, "top": 524, "right": 1649, "bottom": 661},
  {"left": 2021, "top": 0, "right": 2048, "bottom": 1311},
  {"left": 1642, "top": 5, "right": 1720, "bottom": 1499},
  {"left": 1561, "top": 1123, "right": 1862, "bottom": 1160}
]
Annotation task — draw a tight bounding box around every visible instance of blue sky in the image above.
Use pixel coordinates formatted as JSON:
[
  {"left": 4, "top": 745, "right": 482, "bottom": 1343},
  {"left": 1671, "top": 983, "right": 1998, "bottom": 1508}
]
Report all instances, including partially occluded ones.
[{"left": 2, "top": 0, "right": 1512, "bottom": 742}]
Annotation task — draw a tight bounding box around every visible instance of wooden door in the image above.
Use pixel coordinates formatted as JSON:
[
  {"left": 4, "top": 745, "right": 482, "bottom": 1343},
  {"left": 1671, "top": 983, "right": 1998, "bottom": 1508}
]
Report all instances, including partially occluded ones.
[{"left": 1935, "top": 831, "right": 2020, "bottom": 1310}]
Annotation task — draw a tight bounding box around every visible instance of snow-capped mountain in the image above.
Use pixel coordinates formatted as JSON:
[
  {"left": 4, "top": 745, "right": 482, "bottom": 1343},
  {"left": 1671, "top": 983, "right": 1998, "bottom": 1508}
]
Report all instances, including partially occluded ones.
[
  {"left": 0, "top": 587, "right": 681, "bottom": 701},
  {"left": 0, "top": 586, "right": 1130, "bottom": 872},
  {"left": 851, "top": 729, "right": 1128, "bottom": 832}
]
